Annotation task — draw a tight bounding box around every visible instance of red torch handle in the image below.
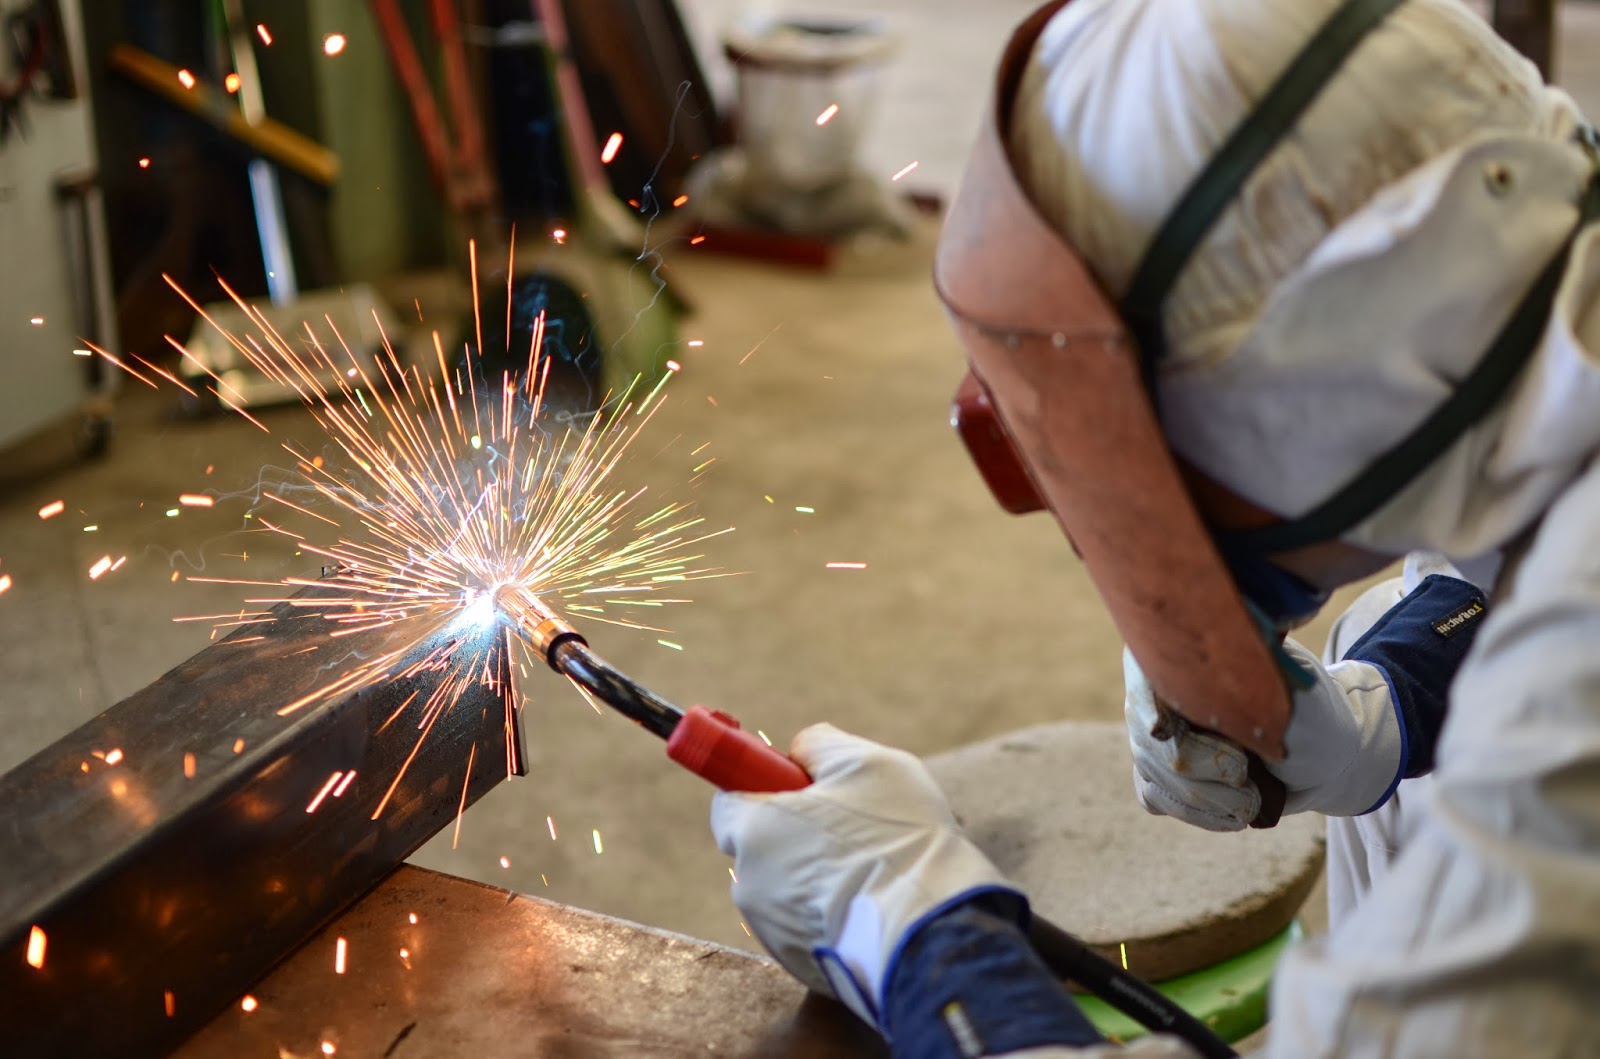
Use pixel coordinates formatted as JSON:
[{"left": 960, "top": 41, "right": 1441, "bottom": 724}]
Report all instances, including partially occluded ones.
[{"left": 665, "top": 705, "right": 812, "bottom": 792}]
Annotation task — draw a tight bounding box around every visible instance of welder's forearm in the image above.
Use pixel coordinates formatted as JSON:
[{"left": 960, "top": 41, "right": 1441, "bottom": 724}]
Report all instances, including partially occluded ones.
[{"left": 884, "top": 896, "right": 1106, "bottom": 1058}]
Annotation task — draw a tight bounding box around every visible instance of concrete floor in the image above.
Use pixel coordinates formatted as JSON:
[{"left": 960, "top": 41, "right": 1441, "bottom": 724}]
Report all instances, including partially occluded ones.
[{"left": 3, "top": 0, "right": 1599, "bottom": 970}]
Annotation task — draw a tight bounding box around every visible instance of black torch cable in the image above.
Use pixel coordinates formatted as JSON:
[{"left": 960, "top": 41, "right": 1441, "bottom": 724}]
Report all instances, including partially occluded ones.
[
  {"left": 1026, "top": 918, "right": 1237, "bottom": 1058},
  {"left": 536, "top": 631, "right": 1235, "bottom": 1054},
  {"left": 545, "top": 638, "right": 684, "bottom": 739}
]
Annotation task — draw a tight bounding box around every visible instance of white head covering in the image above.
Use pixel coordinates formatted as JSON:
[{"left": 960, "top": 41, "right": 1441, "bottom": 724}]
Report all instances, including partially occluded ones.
[{"left": 1007, "top": 0, "right": 1600, "bottom": 562}]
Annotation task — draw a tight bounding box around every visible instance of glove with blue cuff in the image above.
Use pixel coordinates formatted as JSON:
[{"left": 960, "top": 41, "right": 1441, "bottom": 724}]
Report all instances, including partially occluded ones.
[
  {"left": 1126, "top": 569, "right": 1487, "bottom": 831},
  {"left": 710, "top": 723, "right": 1023, "bottom": 1028}
]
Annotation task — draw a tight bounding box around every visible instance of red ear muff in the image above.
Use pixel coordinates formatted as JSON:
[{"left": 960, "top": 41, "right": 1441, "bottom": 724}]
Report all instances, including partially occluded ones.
[{"left": 952, "top": 370, "right": 1046, "bottom": 515}]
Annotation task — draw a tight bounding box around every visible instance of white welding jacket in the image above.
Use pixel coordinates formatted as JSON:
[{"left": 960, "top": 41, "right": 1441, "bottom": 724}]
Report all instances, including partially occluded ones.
[{"left": 989, "top": 0, "right": 1600, "bottom": 1055}]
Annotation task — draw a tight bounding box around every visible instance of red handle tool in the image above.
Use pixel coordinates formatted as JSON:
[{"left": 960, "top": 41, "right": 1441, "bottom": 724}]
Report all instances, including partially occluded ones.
[{"left": 665, "top": 706, "right": 812, "bottom": 792}]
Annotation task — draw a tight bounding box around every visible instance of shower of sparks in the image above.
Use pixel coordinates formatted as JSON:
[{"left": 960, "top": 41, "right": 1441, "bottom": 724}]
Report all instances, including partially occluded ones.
[
  {"left": 100, "top": 238, "right": 730, "bottom": 820},
  {"left": 600, "top": 132, "right": 623, "bottom": 164},
  {"left": 334, "top": 937, "right": 348, "bottom": 974},
  {"left": 891, "top": 160, "right": 919, "bottom": 181},
  {"left": 815, "top": 103, "right": 839, "bottom": 126},
  {"left": 38, "top": 500, "right": 64, "bottom": 519},
  {"left": 26, "top": 926, "right": 45, "bottom": 968},
  {"left": 592, "top": 829, "right": 603, "bottom": 854}
]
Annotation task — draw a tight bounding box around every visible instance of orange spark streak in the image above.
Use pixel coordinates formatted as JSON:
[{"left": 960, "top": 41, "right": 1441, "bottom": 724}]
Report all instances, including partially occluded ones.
[
  {"left": 183, "top": 753, "right": 196, "bottom": 778},
  {"left": 600, "top": 131, "right": 623, "bottom": 164},
  {"left": 178, "top": 494, "right": 214, "bottom": 507},
  {"left": 164, "top": 990, "right": 176, "bottom": 1016},
  {"left": 305, "top": 771, "right": 343, "bottom": 813},
  {"left": 255, "top": 24, "right": 272, "bottom": 45},
  {"left": 334, "top": 936, "right": 348, "bottom": 974},
  {"left": 38, "top": 500, "right": 64, "bottom": 519},
  {"left": 825, "top": 562, "right": 867, "bottom": 569},
  {"left": 104, "top": 748, "right": 123, "bottom": 766},
  {"left": 177, "top": 69, "right": 195, "bottom": 89},
  {"left": 233, "top": 739, "right": 246, "bottom": 753},
  {"left": 26, "top": 926, "right": 45, "bottom": 968},
  {"left": 332, "top": 771, "right": 358, "bottom": 797},
  {"left": 452, "top": 742, "right": 477, "bottom": 849},
  {"left": 815, "top": 103, "right": 839, "bottom": 125},
  {"left": 0, "top": 575, "right": 10, "bottom": 596},
  {"left": 891, "top": 160, "right": 919, "bottom": 181},
  {"left": 88, "top": 556, "right": 112, "bottom": 579}
]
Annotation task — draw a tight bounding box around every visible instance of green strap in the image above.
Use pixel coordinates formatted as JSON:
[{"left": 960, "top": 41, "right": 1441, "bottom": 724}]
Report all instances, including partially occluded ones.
[
  {"left": 1119, "top": 0, "right": 1407, "bottom": 392},
  {"left": 1221, "top": 168, "right": 1600, "bottom": 556}
]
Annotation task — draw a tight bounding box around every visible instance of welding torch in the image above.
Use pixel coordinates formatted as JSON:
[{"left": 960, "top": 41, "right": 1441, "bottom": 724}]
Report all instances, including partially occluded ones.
[{"left": 495, "top": 586, "right": 1237, "bottom": 1058}]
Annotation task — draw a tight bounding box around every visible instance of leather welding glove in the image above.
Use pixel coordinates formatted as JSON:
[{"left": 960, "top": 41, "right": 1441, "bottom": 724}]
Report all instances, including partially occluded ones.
[
  {"left": 1125, "top": 569, "right": 1487, "bottom": 832},
  {"left": 710, "top": 723, "right": 1024, "bottom": 1031}
]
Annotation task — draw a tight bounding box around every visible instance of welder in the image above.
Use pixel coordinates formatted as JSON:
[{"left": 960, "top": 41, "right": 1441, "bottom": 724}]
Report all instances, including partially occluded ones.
[{"left": 709, "top": 0, "right": 1600, "bottom": 1055}]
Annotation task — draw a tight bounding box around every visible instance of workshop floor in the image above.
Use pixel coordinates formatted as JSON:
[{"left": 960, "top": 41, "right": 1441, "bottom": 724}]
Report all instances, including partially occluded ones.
[{"left": 3, "top": 0, "right": 1598, "bottom": 968}]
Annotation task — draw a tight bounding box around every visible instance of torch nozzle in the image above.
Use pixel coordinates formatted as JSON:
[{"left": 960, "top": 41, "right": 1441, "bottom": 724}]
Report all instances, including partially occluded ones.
[{"left": 494, "top": 584, "right": 585, "bottom": 664}]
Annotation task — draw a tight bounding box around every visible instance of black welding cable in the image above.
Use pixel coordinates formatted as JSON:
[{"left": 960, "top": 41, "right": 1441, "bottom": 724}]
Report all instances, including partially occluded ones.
[
  {"left": 1027, "top": 918, "right": 1237, "bottom": 1058},
  {"left": 545, "top": 638, "right": 683, "bottom": 739},
  {"left": 540, "top": 640, "right": 1237, "bottom": 1056}
]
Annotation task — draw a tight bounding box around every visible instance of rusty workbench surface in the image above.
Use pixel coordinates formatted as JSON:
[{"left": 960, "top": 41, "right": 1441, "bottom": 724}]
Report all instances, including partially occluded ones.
[{"left": 174, "top": 864, "right": 887, "bottom": 1058}]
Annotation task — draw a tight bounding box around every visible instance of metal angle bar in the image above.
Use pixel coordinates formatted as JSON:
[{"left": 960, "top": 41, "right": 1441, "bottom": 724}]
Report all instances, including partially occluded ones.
[{"left": 0, "top": 579, "right": 524, "bottom": 1058}]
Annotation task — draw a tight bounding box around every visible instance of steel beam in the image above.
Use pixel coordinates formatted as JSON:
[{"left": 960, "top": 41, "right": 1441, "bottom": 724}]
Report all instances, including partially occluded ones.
[{"left": 0, "top": 578, "right": 521, "bottom": 1057}]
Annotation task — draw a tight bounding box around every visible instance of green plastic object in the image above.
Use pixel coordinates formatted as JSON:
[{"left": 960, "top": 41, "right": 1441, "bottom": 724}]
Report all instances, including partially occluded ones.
[{"left": 1078, "top": 922, "right": 1303, "bottom": 1045}]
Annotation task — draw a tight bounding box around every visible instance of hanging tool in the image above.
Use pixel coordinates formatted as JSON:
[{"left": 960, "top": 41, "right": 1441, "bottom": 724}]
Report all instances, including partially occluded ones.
[{"left": 495, "top": 584, "right": 1238, "bottom": 1058}]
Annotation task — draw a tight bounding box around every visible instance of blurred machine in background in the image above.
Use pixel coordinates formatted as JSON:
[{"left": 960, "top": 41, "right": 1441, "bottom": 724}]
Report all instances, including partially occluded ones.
[{"left": 0, "top": 0, "right": 118, "bottom": 456}]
